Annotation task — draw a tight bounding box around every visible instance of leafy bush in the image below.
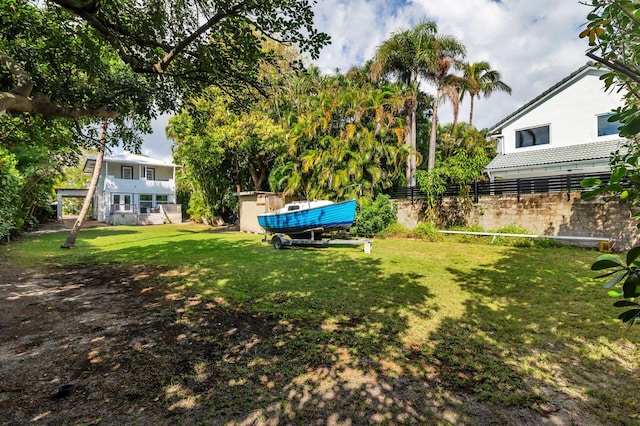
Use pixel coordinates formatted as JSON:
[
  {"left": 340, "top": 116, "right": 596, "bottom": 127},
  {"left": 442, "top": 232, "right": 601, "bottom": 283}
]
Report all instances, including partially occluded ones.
[
  {"left": 445, "top": 224, "right": 486, "bottom": 243},
  {"left": 408, "top": 222, "right": 441, "bottom": 241},
  {"left": 380, "top": 222, "right": 408, "bottom": 238},
  {"left": 352, "top": 195, "right": 398, "bottom": 237},
  {"left": 489, "top": 224, "right": 564, "bottom": 248},
  {"left": 0, "top": 148, "right": 22, "bottom": 241},
  {"left": 490, "top": 224, "right": 534, "bottom": 247}
]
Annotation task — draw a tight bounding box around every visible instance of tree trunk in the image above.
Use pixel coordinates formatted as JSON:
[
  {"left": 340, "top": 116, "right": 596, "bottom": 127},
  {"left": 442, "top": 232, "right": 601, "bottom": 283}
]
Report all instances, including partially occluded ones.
[
  {"left": 405, "top": 111, "right": 413, "bottom": 189},
  {"left": 469, "top": 94, "right": 475, "bottom": 127},
  {"left": 410, "top": 108, "right": 417, "bottom": 187},
  {"left": 61, "top": 120, "right": 108, "bottom": 248},
  {"left": 428, "top": 89, "right": 441, "bottom": 171}
]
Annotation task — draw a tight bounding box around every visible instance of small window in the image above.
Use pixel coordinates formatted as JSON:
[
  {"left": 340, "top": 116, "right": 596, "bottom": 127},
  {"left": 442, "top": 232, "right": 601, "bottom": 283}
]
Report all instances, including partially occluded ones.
[
  {"left": 516, "top": 125, "right": 550, "bottom": 148},
  {"left": 287, "top": 205, "right": 300, "bottom": 212},
  {"left": 598, "top": 113, "right": 621, "bottom": 136},
  {"left": 122, "top": 166, "right": 133, "bottom": 179},
  {"left": 145, "top": 167, "right": 155, "bottom": 181},
  {"left": 156, "top": 195, "right": 168, "bottom": 204}
]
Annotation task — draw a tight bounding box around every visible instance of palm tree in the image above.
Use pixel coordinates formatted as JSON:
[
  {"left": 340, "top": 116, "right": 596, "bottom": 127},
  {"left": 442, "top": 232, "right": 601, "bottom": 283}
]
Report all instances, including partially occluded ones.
[
  {"left": 461, "top": 61, "right": 512, "bottom": 127},
  {"left": 373, "top": 21, "right": 466, "bottom": 178},
  {"left": 423, "top": 38, "right": 467, "bottom": 171},
  {"left": 372, "top": 21, "right": 435, "bottom": 186}
]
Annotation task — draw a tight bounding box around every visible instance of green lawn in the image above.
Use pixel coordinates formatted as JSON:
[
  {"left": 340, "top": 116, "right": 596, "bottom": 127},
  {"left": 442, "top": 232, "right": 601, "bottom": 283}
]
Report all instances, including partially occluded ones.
[{"left": 5, "top": 224, "right": 640, "bottom": 424}]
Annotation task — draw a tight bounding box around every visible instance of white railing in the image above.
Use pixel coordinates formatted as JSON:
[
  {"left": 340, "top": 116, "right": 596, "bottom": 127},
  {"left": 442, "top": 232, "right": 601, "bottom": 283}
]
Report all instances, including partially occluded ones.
[{"left": 104, "top": 176, "right": 175, "bottom": 192}]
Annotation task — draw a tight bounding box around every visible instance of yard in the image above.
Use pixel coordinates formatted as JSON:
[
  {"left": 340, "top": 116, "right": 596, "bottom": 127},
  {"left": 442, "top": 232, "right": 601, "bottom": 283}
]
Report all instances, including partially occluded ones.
[{"left": 1, "top": 224, "right": 639, "bottom": 425}]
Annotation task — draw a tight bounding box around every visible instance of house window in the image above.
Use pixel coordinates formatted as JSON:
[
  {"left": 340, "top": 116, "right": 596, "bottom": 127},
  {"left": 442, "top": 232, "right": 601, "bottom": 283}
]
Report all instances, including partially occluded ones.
[
  {"left": 112, "top": 194, "right": 132, "bottom": 212},
  {"left": 597, "top": 113, "right": 621, "bottom": 136},
  {"left": 516, "top": 125, "right": 550, "bottom": 148},
  {"left": 140, "top": 194, "right": 153, "bottom": 213},
  {"left": 145, "top": 167, "right": 155, "bottom": 181},
  {"left": 121, "top": 166, "right": 133, "bottom": 179},
  {"left": 156, "top": 195, "right": 168, "bottom": 204}
]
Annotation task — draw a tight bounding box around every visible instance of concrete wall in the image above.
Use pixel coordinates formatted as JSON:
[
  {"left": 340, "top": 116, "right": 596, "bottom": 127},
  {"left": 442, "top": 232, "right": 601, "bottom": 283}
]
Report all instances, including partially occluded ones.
[{"left": 394, "top": 194, "right": 640, "bottom": 251}]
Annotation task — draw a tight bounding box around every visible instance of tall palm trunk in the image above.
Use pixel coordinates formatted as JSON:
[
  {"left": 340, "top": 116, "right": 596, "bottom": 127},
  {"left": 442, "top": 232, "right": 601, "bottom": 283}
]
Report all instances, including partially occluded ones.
[
  {"left": 469, "top": 94, "right": 476, "bottom": 127},
  {"left": 428, "top": 88, "right": 442, "bottom": 171},
  {"left": 405, "top": 108, "right": 417, "bottom": 188},
  {"left": 61, "top": 120, "right": 108, "bottom": 249}
]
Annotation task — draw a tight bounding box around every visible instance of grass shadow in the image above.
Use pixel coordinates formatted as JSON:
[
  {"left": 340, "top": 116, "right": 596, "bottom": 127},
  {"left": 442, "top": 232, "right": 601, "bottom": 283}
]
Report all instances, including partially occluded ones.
[{"left": 437, "top": 245, "right": 640, "bottom": 424}]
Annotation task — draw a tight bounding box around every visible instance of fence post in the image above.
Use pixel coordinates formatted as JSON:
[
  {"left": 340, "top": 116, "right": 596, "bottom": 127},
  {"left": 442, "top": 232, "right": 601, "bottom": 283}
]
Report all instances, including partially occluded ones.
[
  {"left": 473, "top": 180, "right": 479, "bottom": 203},
  {"left": 566, "top": 175, "right": 571, "bottom": 201},
  {"left": 517, "top": 179, "right": 521, "bottom": 203}
]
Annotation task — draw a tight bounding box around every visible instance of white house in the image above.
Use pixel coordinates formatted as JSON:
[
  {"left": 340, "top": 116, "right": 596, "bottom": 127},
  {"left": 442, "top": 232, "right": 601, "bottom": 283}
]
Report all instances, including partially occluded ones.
[
  {"left": 83, "top": 152, "right": 181, "bottom": 225},
  {"left": 485, "top": 63, "right": 626, "bottom": 181}
]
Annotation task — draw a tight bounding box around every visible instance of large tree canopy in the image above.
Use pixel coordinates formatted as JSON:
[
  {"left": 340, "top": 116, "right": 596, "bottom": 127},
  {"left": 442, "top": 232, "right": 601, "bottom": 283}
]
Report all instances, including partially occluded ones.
[
  {"left": 168, "top": 85, "right": 286, "bottom": 221},
  {"left": 0, "top": 0, "right": 330, "bottom": 124},
  {"left": 271, "top": 70, "right": 409, "bottom": 200}
]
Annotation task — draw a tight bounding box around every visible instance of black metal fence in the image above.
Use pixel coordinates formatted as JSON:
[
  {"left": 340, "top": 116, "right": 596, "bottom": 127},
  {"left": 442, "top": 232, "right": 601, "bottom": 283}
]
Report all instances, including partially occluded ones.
[{"left": 384, "top": 172, "right": 613, "bottom": 203}]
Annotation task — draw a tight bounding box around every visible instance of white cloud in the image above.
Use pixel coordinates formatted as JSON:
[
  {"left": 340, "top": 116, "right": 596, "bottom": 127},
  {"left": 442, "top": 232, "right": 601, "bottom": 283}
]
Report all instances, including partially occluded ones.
[{"left": 142, "top": 0, "right": 593, "bottom": 159}]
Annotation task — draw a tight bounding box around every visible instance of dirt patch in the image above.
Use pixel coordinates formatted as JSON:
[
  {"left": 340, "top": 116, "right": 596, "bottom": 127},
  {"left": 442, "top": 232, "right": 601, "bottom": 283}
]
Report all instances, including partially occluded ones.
[{"left": 0, "top": 258, "right": 598, "bottom": 425}]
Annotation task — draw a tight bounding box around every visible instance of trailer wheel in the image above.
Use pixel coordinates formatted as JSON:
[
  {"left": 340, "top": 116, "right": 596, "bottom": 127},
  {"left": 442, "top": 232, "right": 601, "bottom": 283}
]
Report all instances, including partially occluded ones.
[{"left": 272, "top": 235, "right": 284, "bottom": 250}]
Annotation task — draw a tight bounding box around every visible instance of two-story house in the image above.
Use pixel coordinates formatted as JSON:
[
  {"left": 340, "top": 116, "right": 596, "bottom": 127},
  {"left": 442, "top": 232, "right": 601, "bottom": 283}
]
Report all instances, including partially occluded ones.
[
  {"left": 485, "top": 63, "right": 626, "bottom": 182},
  {"left": 83, "top": 152, "right": 181, "bottom": 225}
]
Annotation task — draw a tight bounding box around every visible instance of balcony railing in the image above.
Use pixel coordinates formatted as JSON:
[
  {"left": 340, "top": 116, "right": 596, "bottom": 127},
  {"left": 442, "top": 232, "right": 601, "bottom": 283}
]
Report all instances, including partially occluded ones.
[
  {"left": 109, "top": 204, "right": 167, "bottom": 215},
  {"left": 384, "top": 172, "right": 614, "bottom": 202},
  {"left": 104, "top": 175, "right": 175, "bottom": 192}
]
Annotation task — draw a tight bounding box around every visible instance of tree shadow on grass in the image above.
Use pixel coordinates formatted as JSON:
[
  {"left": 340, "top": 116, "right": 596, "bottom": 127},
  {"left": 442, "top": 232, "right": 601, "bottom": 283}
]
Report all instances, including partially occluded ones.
[
  {"left": 436, "top": 246, "right": 640, "bottom": 425},
  {"left": 114, "top": 234, "right": 444, "bottom": 423},
  {"left": 4, "top": 232, "right": 461, "bottom": 424},
  {"left": 12, "top": 233, "right": 639, "bottom": 424}
]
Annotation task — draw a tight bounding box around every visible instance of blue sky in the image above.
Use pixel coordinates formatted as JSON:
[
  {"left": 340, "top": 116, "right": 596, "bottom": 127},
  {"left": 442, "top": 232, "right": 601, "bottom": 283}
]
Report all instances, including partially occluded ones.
[{"left": 141, "top": 0, "right": 592, "bottom": 161}]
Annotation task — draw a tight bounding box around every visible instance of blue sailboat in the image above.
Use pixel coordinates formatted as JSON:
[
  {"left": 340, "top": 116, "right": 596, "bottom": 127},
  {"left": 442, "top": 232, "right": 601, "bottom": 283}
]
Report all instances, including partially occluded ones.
[{"left": 257, "top": 199, "right": 356, "bottom": 237}]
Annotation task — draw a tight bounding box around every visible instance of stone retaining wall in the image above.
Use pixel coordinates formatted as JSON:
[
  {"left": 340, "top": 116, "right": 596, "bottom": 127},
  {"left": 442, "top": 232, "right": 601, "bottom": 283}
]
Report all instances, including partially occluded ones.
[{"left": 394, "top": 194, "right": 640, "bottom": 251}]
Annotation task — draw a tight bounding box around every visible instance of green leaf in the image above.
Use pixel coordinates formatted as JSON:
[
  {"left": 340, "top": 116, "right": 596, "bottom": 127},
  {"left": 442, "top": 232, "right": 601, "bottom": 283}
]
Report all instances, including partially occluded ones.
[
  {"left": 627, "top": 247, "right": 640, "bottom": 266},
  {"left": 591, "top": 254, "right": 623, "bottom": 270},
  {"left": 618, "top": 309, "right": 640, "bottom": 323},
  {"left": 581, "top": 188, "right": 605, "bottom": 199},
  {"left": 623, "top": 273, "right": 640, "bottom": 298},
  {"left": 603, "top": 271, "right": 627, "bottom": 289},
  {"left": 610, "top": 166, "right": 627, "bottom": 183},
  {"left": 622, "top": 116, "right": 640, "bottom": 136},
  {"left": 614, "top": 300, "right": 640, "bottom": 307},
  {"left": 596, "top": 269, "right": 624, "bottom": 279},
  {"left": 580, "top": 177, "right": 602, "bottom": 187}
]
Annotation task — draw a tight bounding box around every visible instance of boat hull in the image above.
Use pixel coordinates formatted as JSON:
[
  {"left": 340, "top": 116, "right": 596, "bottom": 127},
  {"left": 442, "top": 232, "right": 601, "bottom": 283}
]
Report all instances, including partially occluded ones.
[{"left": 257, "top": 199, "right": 356, "bottom": 236}]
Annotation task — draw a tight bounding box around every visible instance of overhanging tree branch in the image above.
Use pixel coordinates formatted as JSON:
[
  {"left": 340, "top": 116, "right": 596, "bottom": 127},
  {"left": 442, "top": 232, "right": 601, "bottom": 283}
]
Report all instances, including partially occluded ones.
[
  {"left": 153, "top": 0, "right": 250, "bottom": 73},
  {"left": 1, "top": 51, "right": 34, "bottom": 97},
  {"left": 0, "top": 50, "right": 119, "bottom": 118},
  {"left": 586, "top": 51, "right": 640, "bottom": 84}
]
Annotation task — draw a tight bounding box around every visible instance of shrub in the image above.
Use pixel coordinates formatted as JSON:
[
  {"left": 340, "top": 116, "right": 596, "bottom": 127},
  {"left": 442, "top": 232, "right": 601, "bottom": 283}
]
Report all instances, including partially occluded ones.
[
  {"left": 445, "top": 224, "right": 486, "bottom": 243},
  {"left": 0, "top": 148, "right": 22, "bottom": 241},
  {"left": 490, "top": 224, "right": 532, "bottom": 247},
  {"left": 409, "top": 222, "right": 441, "bottom": 241},
  {"left": 352, "top": 195, "right": 398, "bottom": 237},
  {"left": 380, "top": 222, "right": 408, "bottom": 238}
]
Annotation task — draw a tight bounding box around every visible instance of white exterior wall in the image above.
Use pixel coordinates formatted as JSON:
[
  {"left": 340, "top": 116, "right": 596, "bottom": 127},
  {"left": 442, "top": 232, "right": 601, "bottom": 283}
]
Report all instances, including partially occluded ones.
[
  {"left": 91, "top": 158, "right": 178, "bottom": 224},
  {"left": 500, "top": 68, "right": 624, "bottom": 155}
]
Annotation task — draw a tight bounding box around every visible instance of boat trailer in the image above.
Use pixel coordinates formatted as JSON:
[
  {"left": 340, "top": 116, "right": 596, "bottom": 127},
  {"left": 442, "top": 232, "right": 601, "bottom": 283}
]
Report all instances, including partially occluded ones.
[{"left": 266, "top": 229, "right": 373, "bottom": 253}]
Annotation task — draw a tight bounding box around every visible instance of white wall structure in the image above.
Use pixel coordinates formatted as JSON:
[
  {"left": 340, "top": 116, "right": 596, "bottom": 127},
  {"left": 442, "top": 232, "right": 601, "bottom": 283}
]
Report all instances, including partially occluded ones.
[
  {"left": 486, "top": 63, "right": 627, "bottom": 180},
  {"left": 83, "top": 152, "right": 180, "bottom": 225}
]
